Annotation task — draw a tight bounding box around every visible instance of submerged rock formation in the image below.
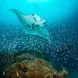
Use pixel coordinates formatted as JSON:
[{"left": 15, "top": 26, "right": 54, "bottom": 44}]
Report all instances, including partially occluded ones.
[{"left": 4, "top": 58, "right": 68, "bottom": 78}]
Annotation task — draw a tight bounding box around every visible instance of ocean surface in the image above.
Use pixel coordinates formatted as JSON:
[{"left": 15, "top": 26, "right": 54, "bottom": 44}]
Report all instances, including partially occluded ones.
[{"left": 0, "top": 0, "right": 78, "bottom": 78}]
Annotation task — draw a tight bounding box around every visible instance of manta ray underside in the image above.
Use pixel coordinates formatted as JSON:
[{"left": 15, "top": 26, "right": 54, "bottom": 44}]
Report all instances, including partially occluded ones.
[{"left": 10, "top": 9, "right": 50, "bottom": 42}]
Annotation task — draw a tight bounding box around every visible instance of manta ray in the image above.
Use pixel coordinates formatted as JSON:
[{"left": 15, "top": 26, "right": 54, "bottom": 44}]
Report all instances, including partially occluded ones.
[{"left": 10, "top": 9, "right": 50, "bottom": 42}]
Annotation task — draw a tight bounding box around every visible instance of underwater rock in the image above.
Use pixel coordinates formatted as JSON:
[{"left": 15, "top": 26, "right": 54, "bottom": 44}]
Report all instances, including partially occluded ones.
[{"left": 4, "top": 59, "right": 68, "bottom": 78}]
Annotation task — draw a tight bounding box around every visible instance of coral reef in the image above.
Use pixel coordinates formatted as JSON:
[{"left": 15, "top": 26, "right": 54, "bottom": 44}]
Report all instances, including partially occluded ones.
[{"left": 4, "top": 58, "right": 68, "bottom": 78}]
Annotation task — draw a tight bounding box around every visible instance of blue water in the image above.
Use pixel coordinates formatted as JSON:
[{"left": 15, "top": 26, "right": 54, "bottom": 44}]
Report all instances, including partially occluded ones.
[{"left": 0, "top": 0, "right": 78, "bottom": 78}]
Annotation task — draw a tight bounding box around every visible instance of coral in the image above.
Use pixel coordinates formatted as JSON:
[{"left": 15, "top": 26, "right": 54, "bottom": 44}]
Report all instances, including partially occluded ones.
[{"left": 4, "top": 59, "right": 68, "bottom": 78}]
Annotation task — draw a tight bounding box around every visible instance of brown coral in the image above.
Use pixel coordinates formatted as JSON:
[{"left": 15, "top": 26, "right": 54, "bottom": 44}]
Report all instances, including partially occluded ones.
[{"left": 4, "top": 59, "right": 68, "bottom": 78}]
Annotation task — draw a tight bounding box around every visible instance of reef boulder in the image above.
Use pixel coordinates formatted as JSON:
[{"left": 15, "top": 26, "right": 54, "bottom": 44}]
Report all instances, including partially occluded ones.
[{"left": 4, "top": 59, "right": 68, "bottom": 78}]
